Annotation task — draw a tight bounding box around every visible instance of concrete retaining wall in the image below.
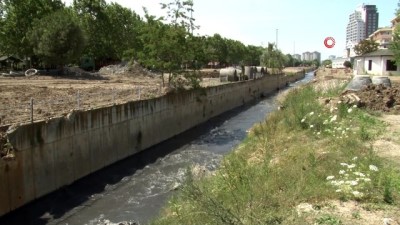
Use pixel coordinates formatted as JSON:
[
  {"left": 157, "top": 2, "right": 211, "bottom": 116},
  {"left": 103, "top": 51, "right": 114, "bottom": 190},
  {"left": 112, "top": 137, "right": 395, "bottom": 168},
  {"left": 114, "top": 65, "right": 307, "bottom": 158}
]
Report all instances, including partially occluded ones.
[{"left": 0, "top": 72, "right": 305, "bottom": 216}]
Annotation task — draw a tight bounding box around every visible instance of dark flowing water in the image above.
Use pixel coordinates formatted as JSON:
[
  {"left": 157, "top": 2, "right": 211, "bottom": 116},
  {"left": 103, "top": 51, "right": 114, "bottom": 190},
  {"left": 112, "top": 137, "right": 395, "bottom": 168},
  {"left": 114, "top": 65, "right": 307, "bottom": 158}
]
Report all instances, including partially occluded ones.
[{"left": 0, "top": 72, "right": 314, "bottom": 225}]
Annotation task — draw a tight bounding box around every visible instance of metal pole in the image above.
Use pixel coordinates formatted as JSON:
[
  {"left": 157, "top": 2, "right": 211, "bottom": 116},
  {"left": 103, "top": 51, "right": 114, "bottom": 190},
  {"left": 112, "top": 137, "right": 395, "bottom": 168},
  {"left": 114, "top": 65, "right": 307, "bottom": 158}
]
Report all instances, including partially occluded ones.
[{"left": 30, "top": 98, "right": 34, "bottom": 123}]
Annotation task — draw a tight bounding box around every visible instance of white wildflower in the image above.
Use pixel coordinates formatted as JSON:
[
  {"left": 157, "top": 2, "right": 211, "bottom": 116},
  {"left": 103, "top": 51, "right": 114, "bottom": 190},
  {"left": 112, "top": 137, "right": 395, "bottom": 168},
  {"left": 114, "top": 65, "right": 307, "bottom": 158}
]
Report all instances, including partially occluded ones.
[
  {"left": 330, "top": 115, "right": 337, "bottom": 122},
  {"left": 310, "top": 124, "right": 314, "bottom": 128},
  {"left": 330, "top": 107, "right": 334, "bottom": 113},
  {"left": 364, "top": 178, "right": 371, "bottom": 182},
  {"left": 348, "top": 164, "right": 356, "bottom": 169},
  {"left": 353, "top": 104, "right": 357, "bottom": 108},
  {"left": 323, "top": 120, "right": 328, "bottom": 124},
  {"left": 339, "top": 170, "right": 346, "bottom": 174},
  {"left": 369, "top": 165, "right": 379, "bottom": 171},
  {"left": 326, "top": 176, "right": 335, "bottom": 180},
  {"left": 352, "top": 191, "right": 363, "bottom": 197},
  {"left": 331, "top": 181, "right": 339, "bottom": 186},
  {"left": 340, "top": 163, "right": 348, "bottom": 167},
  {"left": 347, "top": 108, "right": 353, "bottom": 113},
  {"left": 352, "top": 157, "right": 358, "bottom": 161},
  {"left": 350, "top": 180, "right": 358, "bottom": 186},
  {"left": 309, "top": 112, "right": 314, "bottom": 116},
  {"left": 301, "top": 118, "right": 306, "bottom": 123},
  {"left": 317, "top": 132, "right": 321, "bottom": 135},
  {"left": 336, "top": 189, "right": 342, "bottom": 192}
]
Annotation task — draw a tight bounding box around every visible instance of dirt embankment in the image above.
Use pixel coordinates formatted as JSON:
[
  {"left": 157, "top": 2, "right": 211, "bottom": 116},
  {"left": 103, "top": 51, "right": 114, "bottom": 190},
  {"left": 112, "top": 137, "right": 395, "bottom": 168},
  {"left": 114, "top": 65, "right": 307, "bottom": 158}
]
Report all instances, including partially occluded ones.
[{"left": 342, "top": 84, "right": 400, "bottom": 113}]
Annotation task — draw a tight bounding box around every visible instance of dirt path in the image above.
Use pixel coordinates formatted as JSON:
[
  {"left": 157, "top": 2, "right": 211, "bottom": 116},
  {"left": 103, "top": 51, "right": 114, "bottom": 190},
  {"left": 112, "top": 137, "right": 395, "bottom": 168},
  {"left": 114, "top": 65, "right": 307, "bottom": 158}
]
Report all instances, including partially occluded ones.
[{"left": 374, "top": 115, "right": 400, "bottom": 167}]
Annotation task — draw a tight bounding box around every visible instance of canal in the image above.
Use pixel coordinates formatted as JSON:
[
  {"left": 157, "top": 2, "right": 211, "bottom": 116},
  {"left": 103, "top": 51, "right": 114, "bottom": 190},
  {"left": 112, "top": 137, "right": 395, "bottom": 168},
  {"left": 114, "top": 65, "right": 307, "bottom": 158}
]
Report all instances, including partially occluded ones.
[{"left": 0, "top": 71, "right": 314, "bottom": 225}]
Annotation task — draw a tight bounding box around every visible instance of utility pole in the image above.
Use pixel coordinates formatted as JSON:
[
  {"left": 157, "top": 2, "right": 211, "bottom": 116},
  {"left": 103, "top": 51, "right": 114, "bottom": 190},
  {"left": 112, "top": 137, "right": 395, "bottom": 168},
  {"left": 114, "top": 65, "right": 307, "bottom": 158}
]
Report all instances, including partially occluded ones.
[
  {"left": 293, "top": 41, "right": 295, "bottom": 67},
  {"left": 276, "top": 29, "right": 278, "bottom": 49}
]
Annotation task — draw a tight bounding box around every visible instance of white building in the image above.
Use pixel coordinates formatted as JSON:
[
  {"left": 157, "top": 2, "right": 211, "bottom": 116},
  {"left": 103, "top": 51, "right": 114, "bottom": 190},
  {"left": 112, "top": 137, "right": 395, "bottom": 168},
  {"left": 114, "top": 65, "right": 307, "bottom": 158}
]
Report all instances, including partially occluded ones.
[
  {"left": 353, "top": 49, "right": 400, "bottom": 76},
  {"left": 332, "top": 57, "right": 350, "bottom": 69}
]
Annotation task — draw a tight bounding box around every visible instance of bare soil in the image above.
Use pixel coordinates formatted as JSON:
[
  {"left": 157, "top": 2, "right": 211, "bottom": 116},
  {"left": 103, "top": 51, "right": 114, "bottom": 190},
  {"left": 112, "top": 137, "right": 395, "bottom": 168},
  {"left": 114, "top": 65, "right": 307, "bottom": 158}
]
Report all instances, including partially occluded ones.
[
  {"left": 342, "top": 84, "right": 400, "bottom": 114},
  {"left": 0, "top": 73, "right": 164, "bottom": 126}
]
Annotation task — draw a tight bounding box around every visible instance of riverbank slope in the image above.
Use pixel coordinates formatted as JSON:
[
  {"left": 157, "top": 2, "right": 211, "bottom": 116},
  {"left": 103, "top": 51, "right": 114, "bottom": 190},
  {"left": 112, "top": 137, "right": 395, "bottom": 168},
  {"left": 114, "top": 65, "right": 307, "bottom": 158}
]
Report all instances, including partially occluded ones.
[{"left": 150, "top": 75, "right": 400, "bottom": 225}]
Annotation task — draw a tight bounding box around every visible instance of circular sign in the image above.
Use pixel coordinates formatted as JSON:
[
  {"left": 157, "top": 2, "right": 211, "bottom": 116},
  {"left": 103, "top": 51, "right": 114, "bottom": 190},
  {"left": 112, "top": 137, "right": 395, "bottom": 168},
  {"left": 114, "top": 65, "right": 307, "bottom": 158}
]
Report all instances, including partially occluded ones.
[{"left": 324, "top": 37, "right": 335, "bottom": 48}]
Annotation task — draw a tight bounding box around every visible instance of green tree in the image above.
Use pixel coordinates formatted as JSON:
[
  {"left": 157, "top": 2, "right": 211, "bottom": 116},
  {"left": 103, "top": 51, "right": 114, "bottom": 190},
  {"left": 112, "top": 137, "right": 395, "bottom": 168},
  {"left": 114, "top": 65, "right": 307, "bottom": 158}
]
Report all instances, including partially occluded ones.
[
  {"left": 390, "top": 1, "right": 400, "bottom": 65},
  {"left": 243, "top": 45, "right": 263, "bottom": 66},
  {"left": 104, "top": 3, "right": 143, "bottom": 60},
  {"left": 0, "top": 0, "right": 64, "bottom": 59},
  {"left": 225, "top": 38, "right": 246, "bottom": 66},
  {"left": 322, "top": 59, "right": 332, "bottom": 67},
  {"left": 260, "top": 43, "right": 287, "bottom": 74},
  {"left": 391, "top": 26, "right": 400, "bottom": 65},
  {"left": 343, "top": 61, "right": 352, "bottom": 68},
  {"left": 138, "top": 12, "right": 187, "bottom": 86},
  {"left": 160, "top": 0, "right": 197, "bottom": 34},
  {"left": 353, "top": 39, "right": 378, "bottom": 56},
  {"left": 73, "top": 0, "right": 111, "bottom": 62},
  {"left": 28, "top": 9, "right": 85, "bottom": 72},
  {"left": 204, "top": 34, "right": 228, "bottom": 67}
]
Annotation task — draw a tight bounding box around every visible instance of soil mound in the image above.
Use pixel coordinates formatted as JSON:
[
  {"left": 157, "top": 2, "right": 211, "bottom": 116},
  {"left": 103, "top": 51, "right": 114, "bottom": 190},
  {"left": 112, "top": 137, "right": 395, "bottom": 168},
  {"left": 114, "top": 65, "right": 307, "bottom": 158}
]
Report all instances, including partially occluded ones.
[{"left": 341, "top": 84, "right": 400, "bottom": 113}]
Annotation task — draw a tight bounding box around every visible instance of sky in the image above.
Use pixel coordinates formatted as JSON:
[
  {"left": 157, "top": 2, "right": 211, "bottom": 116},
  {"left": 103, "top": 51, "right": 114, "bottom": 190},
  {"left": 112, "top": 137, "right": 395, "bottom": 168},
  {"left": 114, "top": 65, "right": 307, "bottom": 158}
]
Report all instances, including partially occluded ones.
[{"left": 63, "top": 0, "right": 398, "bottom": 60}]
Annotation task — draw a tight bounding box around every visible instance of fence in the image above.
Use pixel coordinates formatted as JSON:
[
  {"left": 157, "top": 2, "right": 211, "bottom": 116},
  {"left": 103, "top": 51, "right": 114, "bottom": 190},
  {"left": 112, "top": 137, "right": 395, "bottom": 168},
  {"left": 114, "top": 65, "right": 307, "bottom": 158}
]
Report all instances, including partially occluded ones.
[{"left": 0, "top": 85, "right": 162, "bottom": 126}]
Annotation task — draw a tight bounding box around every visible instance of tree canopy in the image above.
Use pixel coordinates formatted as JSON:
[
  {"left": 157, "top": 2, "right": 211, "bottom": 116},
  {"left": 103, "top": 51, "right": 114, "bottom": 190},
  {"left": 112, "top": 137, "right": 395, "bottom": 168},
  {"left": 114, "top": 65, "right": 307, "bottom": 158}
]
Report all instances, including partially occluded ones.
[
  {"left": 354, "top": 39, "right": 378, "bottom": 56},
  {"left": 0, "top": 0, "right": 308, "bottom": 74},
  {"left": 390, "top": 1, "right": 400, "bottom": 65},
  {"left": 28, "top": 9, "right": 85, "bottom": 69},
  {"left": 0, "top": 0, "right": 64, "bottom": 58},
  {"left": 260, "top": 43, "right": 287, "bottom": 73}
]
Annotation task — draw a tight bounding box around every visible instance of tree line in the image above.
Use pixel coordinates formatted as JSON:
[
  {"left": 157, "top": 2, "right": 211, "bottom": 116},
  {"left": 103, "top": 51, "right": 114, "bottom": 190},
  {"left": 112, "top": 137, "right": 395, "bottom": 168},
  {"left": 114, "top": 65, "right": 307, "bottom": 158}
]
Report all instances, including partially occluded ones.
[{"left": 0, "top": 0, "right": 308, "bottom": 75}]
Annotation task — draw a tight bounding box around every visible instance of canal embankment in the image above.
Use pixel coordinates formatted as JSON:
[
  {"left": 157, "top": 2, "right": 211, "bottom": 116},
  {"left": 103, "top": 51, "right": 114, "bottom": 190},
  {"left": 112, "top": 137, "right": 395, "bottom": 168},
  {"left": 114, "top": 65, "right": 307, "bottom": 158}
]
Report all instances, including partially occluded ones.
[{"left": 0, "top": 70, "right": 309, "bottom": 217}]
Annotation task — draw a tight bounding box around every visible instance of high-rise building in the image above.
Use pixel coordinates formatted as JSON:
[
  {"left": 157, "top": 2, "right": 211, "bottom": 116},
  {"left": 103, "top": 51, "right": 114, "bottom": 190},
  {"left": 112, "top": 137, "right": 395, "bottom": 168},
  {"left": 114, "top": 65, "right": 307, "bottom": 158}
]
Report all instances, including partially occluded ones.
[
  {"left": 302, "top": 51, "right": 320, "bottom": 62},
  {"left": 346, "top": 4, "right": 379, "bottom": 57},
  {"left": 302, "top": 51, "right": 311, "bottom": 61},
  {"left": 311, "top": 51, "right": 321, "bottom": 63},
  {"left": 362, "top": 5, "right": 379, "bottom": 38}
]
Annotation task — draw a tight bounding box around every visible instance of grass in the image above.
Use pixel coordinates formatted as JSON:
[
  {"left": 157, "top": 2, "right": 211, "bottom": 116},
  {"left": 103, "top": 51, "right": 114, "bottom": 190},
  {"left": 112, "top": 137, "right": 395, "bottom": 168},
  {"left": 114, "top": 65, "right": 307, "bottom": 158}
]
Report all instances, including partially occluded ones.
[{"left": 150, "top": 82, "right": 400, "bottom": 225}]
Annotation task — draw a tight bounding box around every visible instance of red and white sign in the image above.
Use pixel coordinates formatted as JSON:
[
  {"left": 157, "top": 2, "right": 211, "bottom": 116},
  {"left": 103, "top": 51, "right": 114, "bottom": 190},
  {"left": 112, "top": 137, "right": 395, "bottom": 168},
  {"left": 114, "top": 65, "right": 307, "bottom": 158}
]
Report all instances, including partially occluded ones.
[{"left": 324, "top": 37, "right": 335, "bottom": 48}]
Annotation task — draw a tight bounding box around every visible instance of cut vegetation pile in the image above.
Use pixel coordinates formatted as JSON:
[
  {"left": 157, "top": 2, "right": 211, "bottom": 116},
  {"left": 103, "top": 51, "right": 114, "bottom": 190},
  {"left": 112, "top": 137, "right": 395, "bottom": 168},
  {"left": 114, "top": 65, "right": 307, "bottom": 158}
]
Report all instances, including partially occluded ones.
[{"left": 150, "top": 79, "right": 400, "bottom": 225}]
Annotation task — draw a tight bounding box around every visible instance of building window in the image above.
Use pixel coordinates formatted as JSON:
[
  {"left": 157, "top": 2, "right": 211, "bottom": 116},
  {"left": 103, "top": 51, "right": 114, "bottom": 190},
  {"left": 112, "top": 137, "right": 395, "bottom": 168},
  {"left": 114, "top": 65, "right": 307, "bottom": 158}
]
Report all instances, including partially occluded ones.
[
  {"left": 386, "top": 60, "right": 397, "bottom": 71},
  {"left": 368, "top": 60, "right": 372, "bottom": 71}
]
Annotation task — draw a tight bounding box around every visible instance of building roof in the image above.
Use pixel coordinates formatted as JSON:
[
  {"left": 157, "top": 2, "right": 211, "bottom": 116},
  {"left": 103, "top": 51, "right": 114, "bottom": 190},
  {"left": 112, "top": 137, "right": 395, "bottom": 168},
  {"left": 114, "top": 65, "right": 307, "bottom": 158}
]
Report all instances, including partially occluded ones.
[
  {"left": 356, "top": 49, "right": 394, "bottom": 57},
  {"left": 368, "top": 27, "right": 392, "bottom": 38}
]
